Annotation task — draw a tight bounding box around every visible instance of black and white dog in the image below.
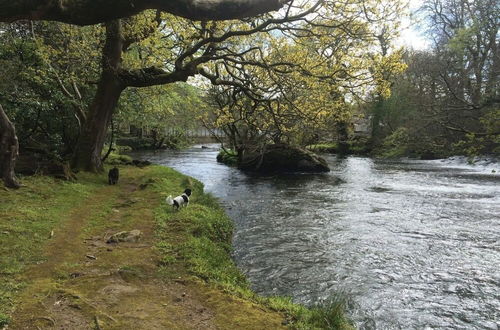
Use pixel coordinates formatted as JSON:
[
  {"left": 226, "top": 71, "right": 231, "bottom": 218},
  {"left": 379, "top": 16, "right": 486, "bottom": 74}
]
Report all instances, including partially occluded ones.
[{"left": 166, "top": 188, "right": 192, "bottom": 210}]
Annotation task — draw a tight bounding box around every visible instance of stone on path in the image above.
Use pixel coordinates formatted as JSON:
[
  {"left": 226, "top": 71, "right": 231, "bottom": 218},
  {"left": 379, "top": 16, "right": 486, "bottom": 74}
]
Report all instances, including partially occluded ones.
[{"left": 106, "top": 230, "right": 142, "bottom": 243}]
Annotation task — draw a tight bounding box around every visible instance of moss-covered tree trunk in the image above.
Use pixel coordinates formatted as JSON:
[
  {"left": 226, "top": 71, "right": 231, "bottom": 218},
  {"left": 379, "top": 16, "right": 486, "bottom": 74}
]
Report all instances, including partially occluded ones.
[
  {"left": 0, "top": 104, "right": 20, "bottom": 188},
  {"left": 72, "top": 20, "right": 125, "bottom": 172}
]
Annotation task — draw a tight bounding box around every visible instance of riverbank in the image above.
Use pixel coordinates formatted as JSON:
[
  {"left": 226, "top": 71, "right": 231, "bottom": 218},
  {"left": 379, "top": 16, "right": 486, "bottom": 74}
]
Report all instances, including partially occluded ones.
[
  {"left": 0, "top": 165, "right": 352, "bottom": 329},
  {"left": 130, "top": 146, "right": 500, "bottom": 328}
]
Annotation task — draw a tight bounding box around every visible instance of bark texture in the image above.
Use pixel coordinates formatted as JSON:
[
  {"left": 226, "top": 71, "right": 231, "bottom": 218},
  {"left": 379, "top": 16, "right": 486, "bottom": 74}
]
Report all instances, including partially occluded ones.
[
  {"left": 0, "top": 104, "right": 20, "bottom": 188},
  {"left": 72, "top": 20, "right": 125, "bottom": 172},
  {"left": 0, "top": 0, "right": 287, "bottom": 25}
]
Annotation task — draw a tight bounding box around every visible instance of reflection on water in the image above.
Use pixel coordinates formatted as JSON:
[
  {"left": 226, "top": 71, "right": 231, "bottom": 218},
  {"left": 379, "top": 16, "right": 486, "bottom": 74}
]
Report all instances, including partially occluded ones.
[{"left": 132, "top": 145, "right": 500, "bottom": 329}]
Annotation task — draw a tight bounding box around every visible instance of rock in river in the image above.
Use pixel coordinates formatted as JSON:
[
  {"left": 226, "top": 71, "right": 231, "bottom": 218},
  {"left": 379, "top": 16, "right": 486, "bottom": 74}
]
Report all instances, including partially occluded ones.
[{"left": 239, "top": 144, "right": 330, "bottom": 173}]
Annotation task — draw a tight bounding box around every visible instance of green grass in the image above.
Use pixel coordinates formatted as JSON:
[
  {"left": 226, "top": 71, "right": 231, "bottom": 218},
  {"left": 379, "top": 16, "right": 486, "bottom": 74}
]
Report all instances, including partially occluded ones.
[
  {"left": 0, "top": 313, "right": 8, "bottom": 327},
  {"left": 1, "top": 165, "right": 353, "bottom": 329},
  {"left": 151, "top": 166, "right": 353, "bottom": 329},
  {"left": 308, "top": 140, "right": 370, "bottom": 156},
  {"left": 0, "top": 175, "right": 99, "bottom": 321}
]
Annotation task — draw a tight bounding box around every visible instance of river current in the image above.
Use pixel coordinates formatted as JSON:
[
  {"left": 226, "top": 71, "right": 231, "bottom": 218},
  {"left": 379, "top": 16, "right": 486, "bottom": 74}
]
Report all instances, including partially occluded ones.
[{"left": 132, "top": 145, "right": 500, "bottom": 329}]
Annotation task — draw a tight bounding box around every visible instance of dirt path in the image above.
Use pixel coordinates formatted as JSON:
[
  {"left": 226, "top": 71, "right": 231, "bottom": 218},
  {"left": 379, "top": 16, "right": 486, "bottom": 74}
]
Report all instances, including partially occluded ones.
[{"left": 8, "top": 169, "right": 284, "bottom": 329}]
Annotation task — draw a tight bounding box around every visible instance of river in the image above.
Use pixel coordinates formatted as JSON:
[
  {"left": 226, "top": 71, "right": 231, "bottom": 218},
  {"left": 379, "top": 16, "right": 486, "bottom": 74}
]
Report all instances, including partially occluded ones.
[{"left": 131, "top": 145, "right": 500, "bottom": 329}]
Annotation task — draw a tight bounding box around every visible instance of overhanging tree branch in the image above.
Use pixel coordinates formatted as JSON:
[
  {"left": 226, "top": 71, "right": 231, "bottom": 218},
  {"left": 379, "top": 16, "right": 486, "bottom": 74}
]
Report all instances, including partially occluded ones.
[{"left": 0, "top": 0, "right": 290, "bottom": 25}]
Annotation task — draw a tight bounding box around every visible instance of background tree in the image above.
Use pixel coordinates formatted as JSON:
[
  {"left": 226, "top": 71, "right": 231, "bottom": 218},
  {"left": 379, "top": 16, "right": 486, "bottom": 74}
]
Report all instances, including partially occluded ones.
[
  {"left": 117, "top": 83, "right": 208, "bottom": 149},
  {"left": 0, "top": 21, "right": 102, "bottom": 185},
  {"left": 202, "top": 0, "right": 406, "bottom": 161},
  {"left": 367, "top": 0, "right": 499, "bottom": 158}
]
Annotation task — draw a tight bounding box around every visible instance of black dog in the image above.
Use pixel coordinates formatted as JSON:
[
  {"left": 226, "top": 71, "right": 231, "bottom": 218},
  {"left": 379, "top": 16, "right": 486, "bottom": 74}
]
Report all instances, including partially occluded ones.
[
  {"left": 166, "top": 188, "right": 192, "bottom": 210},
  {"left": 108, "top": 167, "right": 119, "bottom": 185}
]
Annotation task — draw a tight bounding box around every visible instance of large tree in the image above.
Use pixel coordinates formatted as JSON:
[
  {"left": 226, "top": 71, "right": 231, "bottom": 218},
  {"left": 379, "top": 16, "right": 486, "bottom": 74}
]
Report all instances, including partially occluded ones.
[
  {"left": 366, "top": 0, "right": 499, "bottom": 157},
  {"left": 0, "top": 0, "right": 288, "bottom": 186},
  {"left": 72, "top": 1, "right": 330, "bottom": 171},
  {"left": 202, "top": 0, "right": 406, "bottom": 159}
]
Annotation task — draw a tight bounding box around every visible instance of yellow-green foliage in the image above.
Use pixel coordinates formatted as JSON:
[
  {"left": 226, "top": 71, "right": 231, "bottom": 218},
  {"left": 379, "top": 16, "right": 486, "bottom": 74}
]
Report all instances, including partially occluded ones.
[
  {"left": 201, "top": 0, "right": 407, "bottom": 145},
  {"left": 307, "top": 143, "right": 339, "bottom": 153},
  {"left": 378, "top": 127, "right": 410, "bottom": 158},
  {"left": 216, "top": 149, "right": 238, "bottom": 166},
  {"left": 453, "top": 109, "right": 500, "bottom": 157}
]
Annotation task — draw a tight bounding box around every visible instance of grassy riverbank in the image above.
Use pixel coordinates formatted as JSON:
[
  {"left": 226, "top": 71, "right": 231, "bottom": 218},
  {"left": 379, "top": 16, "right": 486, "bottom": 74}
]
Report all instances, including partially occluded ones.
[{"left": 0, "top": 165, "right": 352, "bottom": 329}]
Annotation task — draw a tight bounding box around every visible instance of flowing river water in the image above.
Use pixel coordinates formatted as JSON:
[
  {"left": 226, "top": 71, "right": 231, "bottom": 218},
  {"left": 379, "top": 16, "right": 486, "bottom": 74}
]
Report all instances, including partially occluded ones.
[{"left": 131, "top": 145, "right": 500, "bottom": 329}]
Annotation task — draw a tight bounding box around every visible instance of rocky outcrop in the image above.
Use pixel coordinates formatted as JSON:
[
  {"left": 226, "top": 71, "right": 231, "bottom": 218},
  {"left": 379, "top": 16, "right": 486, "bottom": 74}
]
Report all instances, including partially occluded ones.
[{"left": 239, "top": 144, "right": 330, "bottom": 173}]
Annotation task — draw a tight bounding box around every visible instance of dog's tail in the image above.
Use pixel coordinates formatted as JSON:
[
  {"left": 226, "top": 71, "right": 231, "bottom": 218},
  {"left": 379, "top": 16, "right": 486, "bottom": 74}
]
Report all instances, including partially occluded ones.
[{"left": 165, "top": 195, "right": 174, "bottom": 205}]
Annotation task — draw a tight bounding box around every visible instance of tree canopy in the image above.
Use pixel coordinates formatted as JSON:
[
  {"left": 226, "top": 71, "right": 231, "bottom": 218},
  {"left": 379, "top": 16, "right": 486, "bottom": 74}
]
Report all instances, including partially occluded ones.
[
  {"left": 368, "top": 0, "right": 499, "bottom": 158},
  {"left": 2, "top": 0, "right": 497, "bottom": 188}
]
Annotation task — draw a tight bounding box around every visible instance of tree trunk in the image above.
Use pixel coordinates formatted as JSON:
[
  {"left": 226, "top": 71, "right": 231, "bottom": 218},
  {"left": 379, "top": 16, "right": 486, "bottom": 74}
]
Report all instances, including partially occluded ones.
[
  {"left": 337, "top": 121, "right": 350, "bottom": 155},
  {"left": 72, "top": 76, "right": 124, "bottom": 172},
  {"left": 0, "top": 104, "right": 20, "bottom": 188},
  {"left": 72, "top": 20, "right": 125, "bottom": 172}
]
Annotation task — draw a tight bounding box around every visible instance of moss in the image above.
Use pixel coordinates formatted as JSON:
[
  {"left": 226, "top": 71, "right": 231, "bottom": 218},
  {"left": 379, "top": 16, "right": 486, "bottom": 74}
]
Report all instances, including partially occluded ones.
[
  {"left": 216, "top": 149, "right": 238, "bottom": 166},
  {"left": 104, "top": 152, "right": 133, "bottom": 165},
  {"left": 307, "top": 143, "right": 339, "bottom": 153}
]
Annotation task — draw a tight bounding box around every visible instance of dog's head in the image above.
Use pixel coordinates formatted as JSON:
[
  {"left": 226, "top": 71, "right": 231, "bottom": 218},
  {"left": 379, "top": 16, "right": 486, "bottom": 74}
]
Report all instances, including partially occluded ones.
[{"left": 184, "top": 188, "right": 192, "bottom": 196}]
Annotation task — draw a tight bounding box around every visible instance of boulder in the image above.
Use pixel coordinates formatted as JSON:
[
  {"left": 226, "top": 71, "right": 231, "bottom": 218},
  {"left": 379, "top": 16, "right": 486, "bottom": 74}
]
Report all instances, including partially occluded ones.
[
  {"left": 106, "top": 230, "right": 142, "bottom": 243},
  {"left": 239, "top": 144, "right": 330, "bottom": 173}
]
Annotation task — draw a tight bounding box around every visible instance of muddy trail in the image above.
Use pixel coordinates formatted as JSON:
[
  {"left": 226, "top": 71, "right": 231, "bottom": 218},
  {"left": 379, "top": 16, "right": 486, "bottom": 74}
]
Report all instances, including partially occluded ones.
[{"left": 6, "top": 168, "right": 285, "bottom": 329}]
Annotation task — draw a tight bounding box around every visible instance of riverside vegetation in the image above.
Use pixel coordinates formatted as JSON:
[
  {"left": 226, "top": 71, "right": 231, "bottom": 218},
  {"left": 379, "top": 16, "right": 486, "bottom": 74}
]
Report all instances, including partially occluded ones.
[{"left": 0, "top": 164, "right": 352, "bottom": 329}]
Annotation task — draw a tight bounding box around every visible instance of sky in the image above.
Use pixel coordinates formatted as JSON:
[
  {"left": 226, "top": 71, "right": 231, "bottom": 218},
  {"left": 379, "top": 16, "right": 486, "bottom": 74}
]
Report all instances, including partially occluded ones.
[{"left": 396, "top": 0, "right": 431, "bottom": 50}]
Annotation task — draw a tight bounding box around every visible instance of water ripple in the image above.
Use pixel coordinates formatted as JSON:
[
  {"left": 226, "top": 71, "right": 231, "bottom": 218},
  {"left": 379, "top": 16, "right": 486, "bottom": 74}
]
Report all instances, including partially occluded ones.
[{"left": 131, "top": 147, "right": 500, "bottom": 329}]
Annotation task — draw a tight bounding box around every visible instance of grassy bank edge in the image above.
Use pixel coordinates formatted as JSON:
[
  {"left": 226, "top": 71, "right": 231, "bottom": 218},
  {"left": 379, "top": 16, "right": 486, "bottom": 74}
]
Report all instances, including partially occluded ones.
[
  {"left": 151, "top": 165, "right": 353, "bottom": 329},
  {"left": 0, "top": 165, "right": 353, "bottom": 329}
]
